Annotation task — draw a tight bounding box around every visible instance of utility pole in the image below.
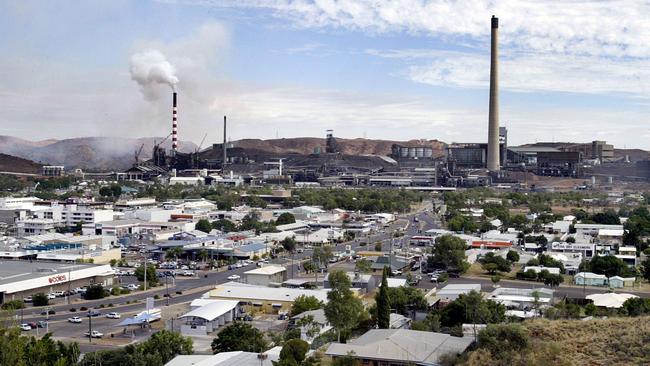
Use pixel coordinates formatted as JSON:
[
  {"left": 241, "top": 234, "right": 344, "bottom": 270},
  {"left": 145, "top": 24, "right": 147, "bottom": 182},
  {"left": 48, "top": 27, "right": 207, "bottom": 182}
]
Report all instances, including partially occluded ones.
[
  {"left": 165, "top": 275, "right": 170, "bottom": 306},
  {"left": 143, "top": 253, "right": 147, "bottom": 291},
  {"left": 88, "top": 310, "right": 92, "bottom": 343}
]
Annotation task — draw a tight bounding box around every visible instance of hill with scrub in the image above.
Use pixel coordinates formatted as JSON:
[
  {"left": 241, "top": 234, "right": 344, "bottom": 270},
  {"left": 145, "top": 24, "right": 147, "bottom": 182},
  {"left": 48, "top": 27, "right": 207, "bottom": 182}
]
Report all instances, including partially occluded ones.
[{"left": 461, "top": 316, "right": 650, "bottom": 366}]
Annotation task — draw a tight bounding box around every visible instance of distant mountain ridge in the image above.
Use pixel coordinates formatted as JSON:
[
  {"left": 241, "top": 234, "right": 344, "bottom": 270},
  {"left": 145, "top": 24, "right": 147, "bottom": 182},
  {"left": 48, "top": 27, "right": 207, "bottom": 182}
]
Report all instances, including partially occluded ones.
[
  {"left": 0, "top": 135, "right": 447, "bottom": 171},
  {"left": 0, "top": 136, "right": 197, "bottom": 172}
]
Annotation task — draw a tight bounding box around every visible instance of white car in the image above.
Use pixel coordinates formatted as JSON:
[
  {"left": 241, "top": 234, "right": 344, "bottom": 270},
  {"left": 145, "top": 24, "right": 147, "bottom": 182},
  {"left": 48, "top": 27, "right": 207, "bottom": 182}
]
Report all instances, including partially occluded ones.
[
  {"left": 68, "top": 317, "right": 82, "bottom": 324},
  {"left": 106, "top": 312, "right": 121, "bottom": 319},
  {"left": 53, "top": 291, "right": 65, "bottom": 297},
  {"left": 47, "top": 293, "right": 56, "bottom": 300},
  {"left": 19, "top": 323, "right": 31, "bottom": 331},
  {"left": 125, "top": 284, "right": 139, "bottom": 291},
  {"left": 84, "top": 330, "right": 104, "bottom": 338},
  {"left": 227, "top": 274, "right": 241, "bottom": 281},
  {"left": 182, "top": 270, "right": 194, "bottom": 276}
]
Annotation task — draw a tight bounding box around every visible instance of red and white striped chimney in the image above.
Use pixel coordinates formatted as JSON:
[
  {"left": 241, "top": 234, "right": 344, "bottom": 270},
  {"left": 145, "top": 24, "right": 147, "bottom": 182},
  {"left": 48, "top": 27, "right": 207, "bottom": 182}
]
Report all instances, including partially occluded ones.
[{"left": 172, "top": 92, "right": 178, "bottom": 152}]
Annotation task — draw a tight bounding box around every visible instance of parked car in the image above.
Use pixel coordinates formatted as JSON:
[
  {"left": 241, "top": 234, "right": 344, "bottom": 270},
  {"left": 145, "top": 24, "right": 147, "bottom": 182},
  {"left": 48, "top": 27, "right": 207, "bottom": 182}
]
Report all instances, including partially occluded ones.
[
  {"left": 68, "top": 317, "right": 82, "bottom": 324},
  {"left": 106, "top": 312, "right": 121, "bottom": 319},
  {"left": 391, "top": 269, "right": 403, "bottom": 276},
  {"left": 47, "top": 293, "right": 56, "bottom": 300},
  {"left": 53, "top": 291, "right": 65, "bottom": 297},
  {"left": 27, "top": 322, "right": 37, "bottom": 329},
  {"left": 23, "top": 296, "right": 33, "bottom": 303},
  {"left": 37, "top": 321, "right": 48, "bottom": 328},
  {"left": 84, "top": 330, "right": 104, "bottom": 338},
  {"left": 19, "top": 324, "right": 31, "bottom": 331},
  {"left": 182, "top": 270, "right": 194, "bottom": 277},
  {"left": 124, "top": 284, "right": 139, "bottom": 291},
  {"left": 227, "top": 274, "right": 241, "bottom": 281}
]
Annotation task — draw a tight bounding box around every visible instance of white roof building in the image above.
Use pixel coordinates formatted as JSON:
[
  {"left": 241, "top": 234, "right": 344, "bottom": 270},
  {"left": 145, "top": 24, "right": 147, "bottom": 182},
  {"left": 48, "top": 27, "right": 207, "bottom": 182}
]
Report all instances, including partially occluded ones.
[{"left": 586, "top": 293, "right": 638, "bottom": 308}]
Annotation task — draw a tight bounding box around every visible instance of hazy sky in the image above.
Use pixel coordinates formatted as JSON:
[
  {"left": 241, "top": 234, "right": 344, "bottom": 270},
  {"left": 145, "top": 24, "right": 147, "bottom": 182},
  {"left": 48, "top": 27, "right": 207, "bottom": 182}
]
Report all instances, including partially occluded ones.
[{"left": 1, "top": 0, "right": 650, "bottom": 149}]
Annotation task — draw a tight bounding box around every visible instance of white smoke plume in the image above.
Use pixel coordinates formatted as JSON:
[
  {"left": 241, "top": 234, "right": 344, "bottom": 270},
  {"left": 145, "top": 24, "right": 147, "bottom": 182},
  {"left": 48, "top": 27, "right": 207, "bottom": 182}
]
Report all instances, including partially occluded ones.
[{"left": 129, "top": 49, "right": 179, "bottom": 100}]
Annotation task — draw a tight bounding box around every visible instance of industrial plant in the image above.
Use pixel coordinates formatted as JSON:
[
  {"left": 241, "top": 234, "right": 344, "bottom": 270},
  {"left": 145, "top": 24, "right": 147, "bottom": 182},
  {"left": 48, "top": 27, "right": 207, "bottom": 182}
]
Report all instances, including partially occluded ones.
[{"left": 100, "top": 16, "right": 648, "bottom": 190}]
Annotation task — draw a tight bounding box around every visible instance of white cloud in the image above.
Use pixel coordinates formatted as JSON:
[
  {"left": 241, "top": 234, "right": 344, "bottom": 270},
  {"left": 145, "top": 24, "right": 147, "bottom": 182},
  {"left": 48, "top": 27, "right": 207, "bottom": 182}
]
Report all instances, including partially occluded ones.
[{"left": 194, "top": 0, "right": 650, "bottom": 98}]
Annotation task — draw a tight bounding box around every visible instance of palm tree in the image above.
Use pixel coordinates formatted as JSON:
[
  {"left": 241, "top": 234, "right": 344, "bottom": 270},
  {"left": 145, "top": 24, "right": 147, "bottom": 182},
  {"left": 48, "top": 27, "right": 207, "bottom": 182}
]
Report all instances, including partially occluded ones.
[
  {"left": 165, "top": 247, "right": 182, "bottom": 262},
  {"left": 198, "top": 249, "right": 209, "bottom": 263}
]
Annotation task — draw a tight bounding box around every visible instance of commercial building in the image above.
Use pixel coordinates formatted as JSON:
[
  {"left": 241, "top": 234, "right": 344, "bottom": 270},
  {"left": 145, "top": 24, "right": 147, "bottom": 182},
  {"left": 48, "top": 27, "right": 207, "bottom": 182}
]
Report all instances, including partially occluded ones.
[
  {"left": 178, "top": 299, "right": 240, "bottom": 336},
  {"left": 243, "top": 265, "right": 287, "bottom": 287},
  {"left": 205, "top": 282, "right": 329, "bottom": 314},
  {"left": 488, "top": 287, "right": 554, "bottom": 309},
  {"left": 0, "top": 261, "right": 114, "bottom": 303}
]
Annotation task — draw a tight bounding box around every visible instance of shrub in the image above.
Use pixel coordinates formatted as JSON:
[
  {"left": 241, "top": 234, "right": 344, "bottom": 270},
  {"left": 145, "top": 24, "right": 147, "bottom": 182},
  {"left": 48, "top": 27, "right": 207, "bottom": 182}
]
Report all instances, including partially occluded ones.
[
  {"left": 32, "top": 293, "right": 49, "bottom": 307},
  {"left": 1, "top": 300, "right": 25, "bottom": 310},
  {"left": 154, "top": 294, "right": 160, "bottom": 300}
]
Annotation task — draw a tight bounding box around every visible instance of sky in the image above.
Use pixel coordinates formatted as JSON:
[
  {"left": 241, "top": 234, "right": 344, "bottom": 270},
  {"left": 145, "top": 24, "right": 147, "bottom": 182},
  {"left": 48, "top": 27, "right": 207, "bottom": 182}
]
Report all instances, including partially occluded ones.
[{"left": 1, "top": 0, "right": 650, "bottom": 149}]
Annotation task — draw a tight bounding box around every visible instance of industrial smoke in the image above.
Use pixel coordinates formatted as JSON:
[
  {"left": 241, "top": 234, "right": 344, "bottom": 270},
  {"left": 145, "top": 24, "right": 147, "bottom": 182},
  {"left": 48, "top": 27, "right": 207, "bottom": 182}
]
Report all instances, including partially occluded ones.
[{"left": 129, "top": 49, "right": 179, "bottom": 95}]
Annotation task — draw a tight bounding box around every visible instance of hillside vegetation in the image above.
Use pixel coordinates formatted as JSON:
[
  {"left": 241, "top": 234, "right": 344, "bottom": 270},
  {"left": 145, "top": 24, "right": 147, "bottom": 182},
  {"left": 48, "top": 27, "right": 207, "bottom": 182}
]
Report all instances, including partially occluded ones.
[{"left": 463, "top": 316, "right": 650, "bottom": 366}]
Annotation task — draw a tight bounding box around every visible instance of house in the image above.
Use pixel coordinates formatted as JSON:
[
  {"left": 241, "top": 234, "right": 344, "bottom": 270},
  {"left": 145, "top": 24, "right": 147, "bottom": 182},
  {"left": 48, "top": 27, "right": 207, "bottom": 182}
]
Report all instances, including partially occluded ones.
[
  {"left": 586, "top": 292, "right": 638, "bottom": 308},
  {"left": 608, "top": 276, "right": 636, "bottom": 289},
  {"left": 165, "top": 350, "right": 280, "bottom": 366},
  {"left": 436, "top": 284, "right": 481, "bottom": 301},
  {"left": 389, "top": 313, "right": 411, "bottom": 329},
  {"left": 244, "top": 265, "right": 287, "bottom": 287},
  {"left": 289, "top": 309, "right": 332, "bottom": 344},
  {"left": 574, "top": 272, "right": 607, "bottom": 287},
  {"left": 324, "top": 272, "right": 376, "bottom": 293},
  {"left": 326, "top": 329, "right": 473, "bottom": 366},
  {"left": 371, "top": 255, "right": 410, "bottom": 273},
  {"left": 488, "top": 287, "right": 554, "bottom": 309}
]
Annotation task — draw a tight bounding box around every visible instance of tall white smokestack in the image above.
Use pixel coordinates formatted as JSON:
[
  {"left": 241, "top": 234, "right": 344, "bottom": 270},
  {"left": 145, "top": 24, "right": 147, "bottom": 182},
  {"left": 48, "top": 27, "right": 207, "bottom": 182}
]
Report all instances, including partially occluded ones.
[
  {"left": 172, "top": 92, "right": 178, "bottom": 152},
  {"left": 487, "top": 15, "right": 500, "bottom": 172}
]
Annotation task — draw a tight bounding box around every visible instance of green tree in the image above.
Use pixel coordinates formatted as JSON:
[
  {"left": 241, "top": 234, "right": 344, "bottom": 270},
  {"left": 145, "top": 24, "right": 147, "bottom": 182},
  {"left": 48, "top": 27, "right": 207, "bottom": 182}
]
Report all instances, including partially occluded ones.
[
  {"left": 429, "top": 235, "right": 469, "bottom": 272},
  {"left": 354, "top": 258, "right": 372, "bottom": 273},
  {"left": 281, "top": 236, "right": 297, "bottom": 253},
  {"left": 196, "top": 219, "right": 212, "bottom": 233},
  {"left": 581, "top": 255, "right": 632, "bottom": 277},
  {"left": 276, "top": 212, "right": 296, "bottom": 226},
  {"left": 139, "top": 330, "right": 193, "bottom": 365},
  {"left": 324, "top": 270, "right": 365, "bottom": 342},
  {"left": 506, "top": 250, "right": 520, "bottom": 263},
  {"left": 331, "top": 353, "right": 359, "bottom": 366},
  {"left": 32, "top": 293, "right": 49, "bottom": 307},
  {"left": 84, "top": 284, "right": 107, "bottom": 300},
  {"left": 277, "top": 339, "right": 309, "bottom": 366},
  {"left": 376, "top": 267, "right": 391, "bottom": 329},
  {"left": 211, "top": 322, "right": 267, "bottom": 353},
  {"left": 642, "top": 257, "right": 650, "bottom": 282},
  {"left": 290, "top": 295, "right": 323, "bottom": 317},
  {"left": 212, "top": 219, "right": 237, "bottom": 233},
  {"left": 135, "top": 264, "right": 159, "bottom": 285}
]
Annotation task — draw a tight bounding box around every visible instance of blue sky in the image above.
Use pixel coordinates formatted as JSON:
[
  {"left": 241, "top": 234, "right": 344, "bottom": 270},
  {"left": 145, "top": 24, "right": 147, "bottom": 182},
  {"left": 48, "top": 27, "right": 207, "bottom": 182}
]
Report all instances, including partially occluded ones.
[{"left": 1, "top": 0, "right": 650, "bottom": 149}]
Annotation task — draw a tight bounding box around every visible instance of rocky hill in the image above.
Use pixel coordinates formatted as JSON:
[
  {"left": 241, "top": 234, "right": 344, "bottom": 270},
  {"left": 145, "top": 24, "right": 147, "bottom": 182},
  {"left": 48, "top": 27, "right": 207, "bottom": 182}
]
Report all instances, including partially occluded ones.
[
  {"left": 0, "top": 153, "right": 42, "bottom": 174},
  {"left": 234, "top": 137, "right": 446, "bottom": 156},
  {"left": 0, "top": 136, "right": 197, "bottom": 172},
  {"left": 0, "top": 135, "right": 447, "bottom": 171}
]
